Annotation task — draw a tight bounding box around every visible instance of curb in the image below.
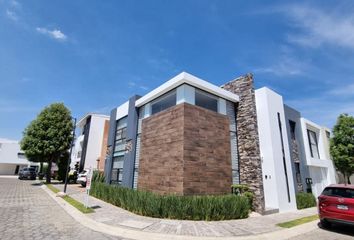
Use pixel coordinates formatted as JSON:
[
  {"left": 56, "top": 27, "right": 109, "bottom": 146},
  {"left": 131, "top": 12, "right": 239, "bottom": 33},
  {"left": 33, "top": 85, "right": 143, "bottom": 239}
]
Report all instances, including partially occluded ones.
[{"left": 41, "top": 185, "right": 319, "bottom": 240}]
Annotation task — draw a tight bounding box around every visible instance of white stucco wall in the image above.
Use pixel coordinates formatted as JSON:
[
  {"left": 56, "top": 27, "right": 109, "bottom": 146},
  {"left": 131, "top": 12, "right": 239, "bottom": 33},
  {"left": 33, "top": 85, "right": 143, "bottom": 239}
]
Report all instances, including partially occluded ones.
[
  {"left": 84, "top": 115, "right": 108, "bottom": 170},
  {"left": 299, "top": 118, "right": 336, "bottom": 198},
  {"left": 0, "top": 139, "right": 35, "bottom": 175},
  {"left": 255, "top": 88, "right": 297, "bottom": 212}
]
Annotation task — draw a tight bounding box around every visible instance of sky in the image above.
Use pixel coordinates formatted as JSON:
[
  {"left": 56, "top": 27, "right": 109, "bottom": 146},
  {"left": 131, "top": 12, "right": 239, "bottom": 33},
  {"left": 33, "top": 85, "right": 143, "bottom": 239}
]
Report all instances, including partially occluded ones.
[{"left": 1, "top": 0, "right": 354, "bottom": 140}]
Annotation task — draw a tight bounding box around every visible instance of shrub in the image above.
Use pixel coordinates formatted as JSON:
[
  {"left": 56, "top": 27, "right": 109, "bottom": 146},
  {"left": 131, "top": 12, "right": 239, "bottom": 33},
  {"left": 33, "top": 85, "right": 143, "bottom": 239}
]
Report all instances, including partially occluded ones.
[
  {"left": 296, "top": 192, "right": 316, "bottom": 209},
  {"left": 231, "top": 184, "right": 249, "bottom": 195},
  {"left": 92, "top": 170, "right": 105, "bottom": 183},
  {"left": 90, "top": 182, "right": 250, "bottom": 220}
]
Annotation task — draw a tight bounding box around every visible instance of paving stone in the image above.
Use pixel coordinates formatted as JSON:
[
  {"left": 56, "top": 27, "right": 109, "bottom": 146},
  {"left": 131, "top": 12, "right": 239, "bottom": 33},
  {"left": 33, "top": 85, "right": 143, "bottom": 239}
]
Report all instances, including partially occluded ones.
[{"left": 0, "top": 177, "right": 124, "bottom": 240}]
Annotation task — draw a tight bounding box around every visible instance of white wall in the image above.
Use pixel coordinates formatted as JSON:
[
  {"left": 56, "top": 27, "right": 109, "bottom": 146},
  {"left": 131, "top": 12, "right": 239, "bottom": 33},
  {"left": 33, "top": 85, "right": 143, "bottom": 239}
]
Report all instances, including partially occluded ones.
[
  {"left": 299, "top": 118, "right": 336, "bottom": 198},
  {"left": 255, "top": 88, "right": 297, "bottom": 212},
  {"left": 84, "top": 115, "right": 108, "bottom": 170},
  {"left": 0, "top": 139, "right": 37, "bottom": 175}
]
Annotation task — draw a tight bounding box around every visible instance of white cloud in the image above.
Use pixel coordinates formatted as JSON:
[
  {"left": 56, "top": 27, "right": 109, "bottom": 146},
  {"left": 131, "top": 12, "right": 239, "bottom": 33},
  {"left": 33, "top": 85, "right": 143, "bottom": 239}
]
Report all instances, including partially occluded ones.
[
  {"left": 36, "top": 27, "right": 67, "bottom": 41},
  {"left": 329, "top": 83, "right": 354, "bottom": 96},
  {"left": 6, "top": 9, "right": 18, "bottom": 21},
  {"left": 254, "top": 53, "right": 307, "bottom": 77},
  {"left": 128, "top": 81, "right": 148, "bottom": 91},
  {"left": 284, "top": 5, "right": 354, "bottom": 49}
]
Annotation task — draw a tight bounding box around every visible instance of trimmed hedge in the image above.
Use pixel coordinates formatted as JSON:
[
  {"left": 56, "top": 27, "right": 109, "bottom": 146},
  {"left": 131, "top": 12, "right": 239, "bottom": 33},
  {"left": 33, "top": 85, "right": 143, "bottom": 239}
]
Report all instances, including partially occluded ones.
[
  {"left": 296, "top": 192, "right": 316, "bottom": 209},
  {"left": 91, "top": 182, "right": 250, "bottom": 220}
]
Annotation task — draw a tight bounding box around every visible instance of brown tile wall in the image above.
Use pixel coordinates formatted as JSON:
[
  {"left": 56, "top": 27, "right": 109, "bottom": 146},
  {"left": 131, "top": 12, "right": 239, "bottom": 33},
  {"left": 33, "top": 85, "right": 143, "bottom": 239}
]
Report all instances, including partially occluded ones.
[{"left": 138, "top": 103, "right": 232, "bottom": 195}]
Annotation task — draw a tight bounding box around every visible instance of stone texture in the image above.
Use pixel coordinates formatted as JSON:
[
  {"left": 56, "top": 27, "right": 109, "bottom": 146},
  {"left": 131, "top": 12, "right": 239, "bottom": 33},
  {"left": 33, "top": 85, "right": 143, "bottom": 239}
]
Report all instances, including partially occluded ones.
[
  {"left": 221, "top": 73, "right": 265, "bottom": 213},
  {"left": 138, "top": 103, "right": 232, "bottom": 195},
  {"left": 0, "top": 177, "right": 122, "bottom": 240}
]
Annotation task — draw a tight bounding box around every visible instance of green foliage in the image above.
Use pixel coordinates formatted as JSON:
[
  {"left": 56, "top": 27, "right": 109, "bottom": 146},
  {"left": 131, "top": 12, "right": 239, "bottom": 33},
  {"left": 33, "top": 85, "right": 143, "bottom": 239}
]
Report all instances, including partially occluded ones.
[
  {"left": 90, "top": 182, "right": 250, "bottom": 220},
  {"left": 330, "top": 114, "right": 354, "bottom": 184},
  {"left": 21, "top": 103, "right": 74, "bottom": 183},
  {"left": 231, "top": 184, "right": 250, "bottom": 195},
  {"left": 296, "top": 192, "right": 316, "bottom": 209},
  {"left": 277, "top": 215, "right": 318, "bottom": 228},
  {"left": 231, "top": 184, "right": 254, "bottom": 210},
  {"left": 57, "top": 151, "right": 70, "bottom": 181},
  {"left": 92, "top": 170, "right": 105, "bottom": 183},
  {"left": 46, "top": 184, "right": 94, "bottom": 213}
]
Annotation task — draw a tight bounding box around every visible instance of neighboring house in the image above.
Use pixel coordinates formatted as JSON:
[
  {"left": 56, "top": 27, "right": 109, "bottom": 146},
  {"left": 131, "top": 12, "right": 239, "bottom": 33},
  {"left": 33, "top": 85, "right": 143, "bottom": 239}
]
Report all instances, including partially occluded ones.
[
  {"left": 104, "top": 72, "right": 336, "bottom": 214},
  {"left": 0, "top": 138, "right": 39, "bottom": 175},
  {"left": 71, "top": 114, "right": 110, "bottom": 172},
  {"left": 255, "top": 88, "right": 336, "bottom": 213}
]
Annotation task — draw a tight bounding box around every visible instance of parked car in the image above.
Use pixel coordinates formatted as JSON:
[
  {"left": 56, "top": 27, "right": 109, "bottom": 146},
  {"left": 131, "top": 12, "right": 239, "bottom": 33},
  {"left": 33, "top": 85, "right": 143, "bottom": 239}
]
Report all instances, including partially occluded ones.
[
  {"left": 318, "top": 184, "right": 354, "bottom": 228},
  {"left": 77, "top": 170, "right": 87, "bottom": 187},
  {"left": 18, "top": 167, "right": 37, "bottom": 180}
]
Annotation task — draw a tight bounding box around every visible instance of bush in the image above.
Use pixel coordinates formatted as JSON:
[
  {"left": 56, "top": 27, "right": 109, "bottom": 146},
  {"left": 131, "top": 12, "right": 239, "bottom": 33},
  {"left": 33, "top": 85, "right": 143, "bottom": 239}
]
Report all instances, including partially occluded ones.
[
  {"left": 296, "top": 192, "right": 316, "bottom": 209},
  {"left": 90, "top": 182, "right": 250, "bottom": 220},
  {"left": 92, "top": 170, "right": 105, "bottom": 183},
  {"left": 231, "top": 184, "right": 249, "bottom": 195}
]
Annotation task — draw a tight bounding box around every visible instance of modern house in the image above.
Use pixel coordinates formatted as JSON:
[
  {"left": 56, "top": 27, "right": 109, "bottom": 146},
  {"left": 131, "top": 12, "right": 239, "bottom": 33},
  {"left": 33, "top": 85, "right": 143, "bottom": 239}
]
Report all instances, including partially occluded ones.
[
  {"left": 0, "top": 138, "right": 39, "bottom": 175},
  {"left": 71, "top": 114, "right": 110, "bottom": 172},
  {"left": 104, "top": 72, "right": 336, "bottom": 214}
]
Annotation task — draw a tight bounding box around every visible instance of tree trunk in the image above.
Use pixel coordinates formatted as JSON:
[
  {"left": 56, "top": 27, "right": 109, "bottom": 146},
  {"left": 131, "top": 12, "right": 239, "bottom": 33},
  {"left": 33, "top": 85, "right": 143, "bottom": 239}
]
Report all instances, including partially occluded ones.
[
  {"left": 348, "top": 175, "right": 351, "bottom": 185},
  {"left": 40, "top": 162, "right": 44, "bottom": 173},
  {"left": 344, "top": 172, "right": 348, "bottom": 185},
  {"left": 46, "top": 158, "right": 52, "bottom": 184}
]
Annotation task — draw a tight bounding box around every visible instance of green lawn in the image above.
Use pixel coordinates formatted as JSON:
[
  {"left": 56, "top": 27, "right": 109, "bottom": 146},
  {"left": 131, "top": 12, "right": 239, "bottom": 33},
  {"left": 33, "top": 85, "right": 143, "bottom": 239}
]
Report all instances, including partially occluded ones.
[
  {"left": 46, "top": 184, "right": 94, "bottom": 214},
  {"left": 277, "top": 215, "right": 318, "bottom": 228}
]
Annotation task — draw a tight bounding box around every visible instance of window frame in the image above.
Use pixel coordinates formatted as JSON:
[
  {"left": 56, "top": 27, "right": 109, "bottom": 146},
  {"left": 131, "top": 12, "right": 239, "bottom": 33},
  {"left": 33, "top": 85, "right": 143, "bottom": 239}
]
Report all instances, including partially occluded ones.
[
  {"left": 307, "top": 129, "right": 320, "bottom": 159},
  {"left": 195, "top": 88, "right": 218, "bottom": 112}
]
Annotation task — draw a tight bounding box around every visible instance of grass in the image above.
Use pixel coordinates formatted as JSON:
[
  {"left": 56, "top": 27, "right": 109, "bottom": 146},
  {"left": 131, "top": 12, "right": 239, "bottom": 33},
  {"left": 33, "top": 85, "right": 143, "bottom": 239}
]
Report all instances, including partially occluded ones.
[
  {"left": 46, "top": 184, "right": 94, "bottom": 214},
  {"left": 277, "top": 214, "right": 319, "bottom": 228}
]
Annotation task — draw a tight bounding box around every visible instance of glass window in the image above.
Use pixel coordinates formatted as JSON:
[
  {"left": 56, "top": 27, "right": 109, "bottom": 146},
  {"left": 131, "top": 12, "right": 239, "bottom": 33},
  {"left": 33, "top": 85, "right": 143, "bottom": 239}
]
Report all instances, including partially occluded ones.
[
  {"left": 289, "top": 120, "right": 296, "bottom": 140},
  {"left": 111, "top": 156, "right": 124, "bottom": 184},
  {"left": 111, "top": 117, "right": 127, "bottom": 184},
  {"left": 294, "top": 162, "right": 301, "bottom": 183},
  {"left": 151, "top": 90, "right": 176, "bottom": 115},
  {"left": 195, "top": 89, "right": 218, "bottom": 112},
  {"left": 322, "top": 187, "right": 354, "bottom": 198},
  {"left": 307, "top": 130, "right": 320, "bottom": 159}
]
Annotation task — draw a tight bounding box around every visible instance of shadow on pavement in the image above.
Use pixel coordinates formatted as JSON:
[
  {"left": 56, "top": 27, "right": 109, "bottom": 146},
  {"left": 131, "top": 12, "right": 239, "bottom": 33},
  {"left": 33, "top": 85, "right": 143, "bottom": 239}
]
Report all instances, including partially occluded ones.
[{"left": 318, "top": 222, "right": 354, "bottom": 237}]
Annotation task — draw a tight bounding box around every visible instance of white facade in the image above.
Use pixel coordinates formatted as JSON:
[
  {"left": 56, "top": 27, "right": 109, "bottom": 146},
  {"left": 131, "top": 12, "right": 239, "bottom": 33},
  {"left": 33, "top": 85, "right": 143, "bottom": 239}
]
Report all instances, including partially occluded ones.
[
  {"left": 255, "top": 88, "right": 297, "bottom": 212},
  {"left": 0, "top": 138, "right": 38, "bottom": 175},
  {"left": 71, "top": 114, "right": 110, "bottom": 171},
  {"left": 300, "top": 118, "right": 336, "bottom": 198}
]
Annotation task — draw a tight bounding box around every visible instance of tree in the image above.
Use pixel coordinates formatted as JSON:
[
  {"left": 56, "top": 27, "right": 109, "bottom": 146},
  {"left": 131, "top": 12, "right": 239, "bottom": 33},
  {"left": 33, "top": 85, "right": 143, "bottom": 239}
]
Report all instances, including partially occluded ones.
[
  {"left": 330, "top": 114, "right": 354, "bottom": 184},
  {"left": 21, "top": 103, "right": 74, "bottom": 183}
]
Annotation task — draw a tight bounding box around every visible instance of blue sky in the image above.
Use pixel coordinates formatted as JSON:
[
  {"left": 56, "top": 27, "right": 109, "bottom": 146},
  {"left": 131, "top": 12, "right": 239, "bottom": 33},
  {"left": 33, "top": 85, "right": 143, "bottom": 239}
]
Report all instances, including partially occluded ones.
[{"left": 1, "top": 0, "right": 354, "bottom": 140}]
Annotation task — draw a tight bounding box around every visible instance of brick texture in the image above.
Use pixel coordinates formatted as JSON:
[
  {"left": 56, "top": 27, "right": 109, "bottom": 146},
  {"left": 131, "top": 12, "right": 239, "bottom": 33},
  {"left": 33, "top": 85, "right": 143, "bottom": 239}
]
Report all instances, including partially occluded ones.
[{"left": 138, "top": 103, "right": 232, "bottom": 195}]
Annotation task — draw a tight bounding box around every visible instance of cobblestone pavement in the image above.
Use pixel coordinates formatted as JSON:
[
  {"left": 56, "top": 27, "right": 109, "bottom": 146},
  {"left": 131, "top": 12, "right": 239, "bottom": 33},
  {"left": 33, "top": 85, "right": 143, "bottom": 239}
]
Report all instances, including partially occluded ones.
[
  {"left": 288, "top": 223, "right": 354, "bottom": 240},
  {"left": 0, "top": 176, "right": 127, "bottom": 240}
]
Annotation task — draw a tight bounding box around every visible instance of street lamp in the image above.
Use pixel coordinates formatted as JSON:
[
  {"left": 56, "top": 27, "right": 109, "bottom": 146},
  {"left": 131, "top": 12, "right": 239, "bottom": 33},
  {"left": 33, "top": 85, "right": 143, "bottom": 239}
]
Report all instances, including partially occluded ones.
[{"left": 64, "top": 117, "right": 77, "bottom": 193}]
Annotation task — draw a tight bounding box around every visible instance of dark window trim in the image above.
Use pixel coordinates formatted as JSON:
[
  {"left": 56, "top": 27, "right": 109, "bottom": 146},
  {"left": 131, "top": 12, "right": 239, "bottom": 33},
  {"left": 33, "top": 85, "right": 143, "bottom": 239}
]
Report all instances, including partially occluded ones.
[{"left": 307, "top": 129, "right": 320, "bottom": 158}]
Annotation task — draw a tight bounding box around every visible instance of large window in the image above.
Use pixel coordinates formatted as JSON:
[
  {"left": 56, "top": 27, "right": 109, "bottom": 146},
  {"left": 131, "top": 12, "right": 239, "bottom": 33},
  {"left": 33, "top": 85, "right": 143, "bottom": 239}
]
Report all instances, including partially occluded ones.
[
  {"left": 307, "top": 130, "right": 320, "bottom": 159},
  {"left": 195, "top": 89, "right": 218, "bottom": 112},
  {"left": 151, "top": 90, "right": 176, "bottom": 115},
  {"left": 289, "top": 120, "right": 296, "bottom": 140},
  {"left": 111, "top": 117, "right": 127, "bottom": 184}
]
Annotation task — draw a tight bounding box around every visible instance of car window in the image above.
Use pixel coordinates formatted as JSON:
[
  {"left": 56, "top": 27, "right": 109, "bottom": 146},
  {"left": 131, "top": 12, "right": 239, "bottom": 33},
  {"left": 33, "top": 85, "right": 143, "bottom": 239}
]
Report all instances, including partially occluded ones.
[
  {"left": 23, "top": 168, "right": 28, "bottom": 171},
  {"left": 322, "top": 187, "right": 354, "bottom": 198}
]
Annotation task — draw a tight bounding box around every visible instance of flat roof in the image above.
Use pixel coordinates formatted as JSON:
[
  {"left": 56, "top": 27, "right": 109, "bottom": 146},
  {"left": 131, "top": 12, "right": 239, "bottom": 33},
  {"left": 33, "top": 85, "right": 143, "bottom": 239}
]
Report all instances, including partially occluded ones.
[
  {"left": 135, "top": 72, "right": 239, "bottom": 107},
  {"left": 77, "top": 113, "right": 110, "bottom": 127}
]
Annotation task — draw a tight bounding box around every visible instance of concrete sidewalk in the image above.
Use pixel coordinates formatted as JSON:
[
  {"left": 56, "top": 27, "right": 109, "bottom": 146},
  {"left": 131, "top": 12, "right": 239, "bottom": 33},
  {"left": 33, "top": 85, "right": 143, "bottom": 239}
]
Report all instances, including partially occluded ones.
[{"left": 47, "top": 182, "right": 318, "bottom": 239}]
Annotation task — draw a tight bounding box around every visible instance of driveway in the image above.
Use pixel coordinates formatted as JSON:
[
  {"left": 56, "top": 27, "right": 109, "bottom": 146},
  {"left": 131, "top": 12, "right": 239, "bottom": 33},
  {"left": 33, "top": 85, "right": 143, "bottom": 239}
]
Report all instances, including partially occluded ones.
[{"left": 0, "top": 176, "right": 126, "bottom": 240}]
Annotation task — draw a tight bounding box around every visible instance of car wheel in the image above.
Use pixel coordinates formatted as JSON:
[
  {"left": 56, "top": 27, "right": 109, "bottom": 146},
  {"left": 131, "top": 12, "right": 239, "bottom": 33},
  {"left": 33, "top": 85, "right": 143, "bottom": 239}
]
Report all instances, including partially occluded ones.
[
  {"left": 320, "top": 219, "right": 331, "bottom": 229},
  {"left": 81, "top": 183, "right": 86, "bottom": 187}
]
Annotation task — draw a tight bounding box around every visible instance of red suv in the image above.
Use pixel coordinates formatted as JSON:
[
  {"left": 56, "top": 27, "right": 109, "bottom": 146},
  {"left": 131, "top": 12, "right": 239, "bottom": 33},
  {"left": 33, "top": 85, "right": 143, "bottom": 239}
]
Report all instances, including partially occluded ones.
[{"left": 318, "top": 184, "right": 354, "bottom": 228}]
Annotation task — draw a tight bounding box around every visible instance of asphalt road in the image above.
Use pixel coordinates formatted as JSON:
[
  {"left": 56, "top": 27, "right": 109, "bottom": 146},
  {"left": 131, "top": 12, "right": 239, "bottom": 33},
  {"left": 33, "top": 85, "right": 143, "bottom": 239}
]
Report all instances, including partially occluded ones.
[{"left": 0, "top": 176, "right": 126, "bottom": 240}]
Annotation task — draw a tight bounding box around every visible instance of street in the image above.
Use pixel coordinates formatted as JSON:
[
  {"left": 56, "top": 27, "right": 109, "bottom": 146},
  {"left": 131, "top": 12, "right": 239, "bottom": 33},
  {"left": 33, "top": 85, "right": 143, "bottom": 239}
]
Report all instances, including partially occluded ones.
[
  {"left": 0, "top": 176, "right": 353, "bottom": 240},
  {"left": 0, "top": 176, "right": 125, "bottom": 240}
]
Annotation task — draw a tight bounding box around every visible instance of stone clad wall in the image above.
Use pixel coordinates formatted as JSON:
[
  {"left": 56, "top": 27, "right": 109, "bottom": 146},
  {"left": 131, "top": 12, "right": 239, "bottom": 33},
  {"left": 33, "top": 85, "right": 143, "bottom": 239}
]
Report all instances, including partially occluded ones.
[
  {"left": 138, "top": 103, "right": 232, "bottom": 195},
  {"left": 221, "top": 74, "right": 265, "bottom": 213}
]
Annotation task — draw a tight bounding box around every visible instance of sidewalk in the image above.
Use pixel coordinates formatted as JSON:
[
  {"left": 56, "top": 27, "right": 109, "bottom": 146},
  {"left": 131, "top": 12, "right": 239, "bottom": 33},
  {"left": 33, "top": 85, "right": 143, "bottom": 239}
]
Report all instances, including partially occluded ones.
[{"left": 48, "top": 182, "right": 318, "bottom": 239}]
